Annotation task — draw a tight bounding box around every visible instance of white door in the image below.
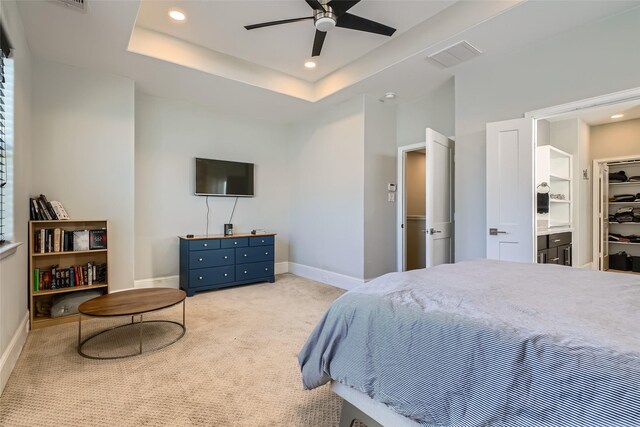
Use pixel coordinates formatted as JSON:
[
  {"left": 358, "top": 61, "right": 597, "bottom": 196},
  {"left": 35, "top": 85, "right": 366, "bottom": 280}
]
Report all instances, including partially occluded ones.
[
  {"left": 597, "top": 163, "right": 609, "bottom": 270},
  {"left": 486, "top": 118, "right": 535, "bottom": 262},
  {"left": 425, "top": 128, "right": 453, "bottom": 267}
]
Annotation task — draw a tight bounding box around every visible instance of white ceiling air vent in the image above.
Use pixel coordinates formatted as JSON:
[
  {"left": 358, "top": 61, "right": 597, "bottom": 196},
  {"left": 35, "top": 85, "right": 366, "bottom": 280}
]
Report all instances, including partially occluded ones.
[
  {"left": 427, "top": 41, "right": 482, "bottom": 68},
  {"left": 54, "top": 0, "right": 87, "bottom": 13}
]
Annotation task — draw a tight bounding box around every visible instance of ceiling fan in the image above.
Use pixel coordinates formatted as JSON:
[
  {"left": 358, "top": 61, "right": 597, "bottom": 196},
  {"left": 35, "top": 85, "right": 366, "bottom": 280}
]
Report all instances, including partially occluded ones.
[{"left": 244, "top": 0, "right": 396, "bottom": 57}]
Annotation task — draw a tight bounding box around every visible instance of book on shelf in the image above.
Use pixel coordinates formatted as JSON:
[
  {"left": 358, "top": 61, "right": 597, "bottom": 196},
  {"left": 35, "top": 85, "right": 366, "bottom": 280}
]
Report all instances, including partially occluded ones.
[
  {"left": 28, "top": 195, "right": 69, "bottom": 221},
  {"left": 32, "top": 228, "right": 106, "bottom": 253},
  {"left": 89, "top": 229, "right": 107, "bottom": 250},
  {"left": 34, "top": 262, "right": 107, "bottom": 291}
]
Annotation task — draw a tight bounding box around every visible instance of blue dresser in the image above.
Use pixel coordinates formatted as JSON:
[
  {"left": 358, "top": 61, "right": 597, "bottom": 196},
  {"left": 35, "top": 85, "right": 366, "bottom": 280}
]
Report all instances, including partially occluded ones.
[{"left": 179, "top": 233, "right": 276, "bottom": 296}]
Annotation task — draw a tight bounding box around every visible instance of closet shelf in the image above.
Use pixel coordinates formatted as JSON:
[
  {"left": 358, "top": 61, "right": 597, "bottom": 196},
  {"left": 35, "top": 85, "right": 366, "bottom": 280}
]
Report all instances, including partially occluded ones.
[
  {"left": 608, "top": 241, "right": 640, "bottom": 246},
  {"left": 609, "top": 202, "right": 640, "bottom": 205},
  {"left": 550, "top": 199, "right": 570, "bottom": 204},
  {"left": 610, "top": 182, "right": 640, "bottom": 185},
  {"left": 609, "top": 222, "right": 640, "bottom": 225}
]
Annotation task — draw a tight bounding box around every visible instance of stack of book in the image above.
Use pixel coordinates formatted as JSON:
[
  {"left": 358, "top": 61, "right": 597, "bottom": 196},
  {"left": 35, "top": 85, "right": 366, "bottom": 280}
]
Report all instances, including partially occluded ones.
[
  {"left": 33, "top": 229, "right": 107, "bottom": 253},
  {"left": 33, "top": 263, "right": 107, "bottom": 291},
  {"left": 29, "top": 194, "right": 69, "bottom": 220}
]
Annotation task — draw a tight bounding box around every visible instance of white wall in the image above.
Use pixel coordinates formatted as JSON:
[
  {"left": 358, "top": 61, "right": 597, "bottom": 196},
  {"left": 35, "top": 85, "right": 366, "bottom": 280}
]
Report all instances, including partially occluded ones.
[
  {"left": 363, "top": 95, "right": 397, "bottom": 280},
  {"left": 134, "top": 93, "right": 290, "bottom": 280},
  {"left": 0, "top": 0, "right": 32, "bottom": 393},
  {"left": 396, "top": 78, "right": 455, "bottom": 147},
  {"left": 591, "top": 118, "right": 640, "bottom": 160},
  {"left": 31, "top": 58, "right": 135, "bottom": 291},
  {"left": 287, "top": 97, "right": 365, "bottom": 280},
  {"left": 454, "top": 8, "right": 640, "bottom": 261},
  {"left": 548, "top": 118, "right": 592, "bottom": 267}
]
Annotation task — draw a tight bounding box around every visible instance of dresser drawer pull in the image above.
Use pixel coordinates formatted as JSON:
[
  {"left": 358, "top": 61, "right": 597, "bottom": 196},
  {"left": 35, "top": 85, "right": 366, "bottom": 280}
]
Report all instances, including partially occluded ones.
[
  {"left": 244, "top": 254, "right": 248, "bottom": 257},
  {"left": 244, "top": 270, "right": 248, "bottom": 274},
  {"left": 198, "top": 258, "right": 203, "bottom": 262},
  {"left": 261, "top": 240, "right": 265, "bottom": 243},
  {"left": 550, "top": 257, "right": 560, "bottom": 262},
  {"left": 265, "top": 252, "right": 269, "bottom": 255},
  {"left": 224, "top": 273, "right": 228, "bottom": 277},
  {"left": 234, "top": 242, "right": 238, "bottom": 245},
  {"left": 224, "top": 256, "right": 228, "bottom": 259},
  {"left": 264, "top": 268, "right": 269, "bottom": 271},
  {"left": 553, "top": 239, "right": 561, "bottom": 243},
  {"left": 198, "top": 276, "right": 203, "bottom": 280},
  {"left": 203, "top": 243, "right": 208, "bottom": 247}
]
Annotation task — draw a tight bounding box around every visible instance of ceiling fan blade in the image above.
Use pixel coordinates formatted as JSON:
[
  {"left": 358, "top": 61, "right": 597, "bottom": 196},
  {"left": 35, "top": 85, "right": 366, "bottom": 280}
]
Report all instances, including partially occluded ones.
[
  {"left": 327, "top": 0, "right": 360, "bottom": 17},
  {"left": 336, "top": 13, "right": 396, "bottom": 36},
  {"left": 305, "top": 0, "right": 325, "bottom": 11},
  {"left": 312, "top": 30, "right": 327, "bottom": 57},
  {"left": 244, "top": 16, "right": 313, "bottom": 30}
]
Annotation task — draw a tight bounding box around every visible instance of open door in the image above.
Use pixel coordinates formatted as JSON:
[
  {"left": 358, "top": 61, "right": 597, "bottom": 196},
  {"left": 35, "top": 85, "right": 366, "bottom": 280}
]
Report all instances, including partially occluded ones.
[
  {"left": 425, "top": 128, "right": 453, "bottom": 267},
  {"left": 486, "top": 118, "right": 535, "bottom": 262},
  {"left": 597, "top": 162, "right": 609, "bottom": 270}
]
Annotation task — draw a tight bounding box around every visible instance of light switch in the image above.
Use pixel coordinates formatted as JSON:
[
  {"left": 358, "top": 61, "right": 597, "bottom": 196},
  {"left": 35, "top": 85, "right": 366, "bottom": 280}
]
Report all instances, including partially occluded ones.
[{"left": 388, "top": 193, "right": 395, "bottom": 202}]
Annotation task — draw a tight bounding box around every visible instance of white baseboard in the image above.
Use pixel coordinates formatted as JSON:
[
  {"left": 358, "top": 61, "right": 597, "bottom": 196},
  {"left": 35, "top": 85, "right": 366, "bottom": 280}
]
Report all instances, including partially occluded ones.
[
  {"left": 0, "top": 311, "right": 29, "bottom": 396},
  {"left": 275, "top": 262, "right": 289, "bottom": 275},
  {"left": 580, "top": 262, "right": 594, "bottom": 270},
  {"left": 134, "top": 275, "right": 179, "bottom": 289},
  {"left": 288, "top": 262, "right": 364, "bottom": 291}
]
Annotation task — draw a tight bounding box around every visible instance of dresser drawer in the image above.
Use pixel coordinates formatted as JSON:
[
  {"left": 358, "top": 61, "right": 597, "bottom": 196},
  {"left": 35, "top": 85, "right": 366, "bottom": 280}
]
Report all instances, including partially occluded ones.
[
  {"left": 188, "top": 239, "right": 221, "bottom": 251},
  {"left": 537, "top": 235, "right": 548, "bottom": 250},
  {"left": 221, "top": 238, "right": 248, "bottom": 249},
  {"left": 548, "top": 232, "right": 571, "bottom": 248},
  {"left": 189, "top": 249, "right": 234, "bottom": 269},
  {"left": 249, "top": 236, "right": 274, "bottom": 247},
  {"left": 236, "top": 261, "right": 273, "bottom": 281},
  {"left": 236, "top": 246, "right": 274, "bottom": 263},
  {"left": 189, "top": 265, "right": 235, "bottom": 288}
]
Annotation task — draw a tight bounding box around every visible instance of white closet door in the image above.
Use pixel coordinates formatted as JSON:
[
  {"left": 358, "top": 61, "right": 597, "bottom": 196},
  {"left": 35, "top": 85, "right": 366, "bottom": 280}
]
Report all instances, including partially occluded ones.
[
  {"left": 598, "top": 163, "right": 609, "bottom": 270},
  {"left": 486, "top": 118, "right": 535, "bottom": 262}
]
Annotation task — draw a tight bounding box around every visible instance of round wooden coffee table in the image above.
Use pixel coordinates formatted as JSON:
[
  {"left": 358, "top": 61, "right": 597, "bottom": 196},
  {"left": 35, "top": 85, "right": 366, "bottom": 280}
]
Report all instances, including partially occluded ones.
[{"left": 78, "top": 288, "right": 186, "bottom": 359}]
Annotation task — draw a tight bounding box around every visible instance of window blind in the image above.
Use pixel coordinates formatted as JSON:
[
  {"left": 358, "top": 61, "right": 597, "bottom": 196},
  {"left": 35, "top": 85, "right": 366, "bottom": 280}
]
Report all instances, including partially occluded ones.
[{"left": 0, "top": 23, "right": 12, "bottom": 243}]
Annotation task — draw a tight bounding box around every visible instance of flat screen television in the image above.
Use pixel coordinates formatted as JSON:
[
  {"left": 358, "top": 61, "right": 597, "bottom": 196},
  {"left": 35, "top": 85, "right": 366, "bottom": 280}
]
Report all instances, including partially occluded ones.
[{"left": 195, "top": 158, "right": 255, "bottom": 197}]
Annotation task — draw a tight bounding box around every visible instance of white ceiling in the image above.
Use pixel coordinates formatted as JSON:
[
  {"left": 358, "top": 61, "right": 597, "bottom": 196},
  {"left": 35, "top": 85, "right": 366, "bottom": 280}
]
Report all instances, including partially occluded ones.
[
  {"left": 14, "top": 0, "right": 640, "bottom": 123},
  {"left": 135, "top": 0, "right": 455, "bottom": 82}
]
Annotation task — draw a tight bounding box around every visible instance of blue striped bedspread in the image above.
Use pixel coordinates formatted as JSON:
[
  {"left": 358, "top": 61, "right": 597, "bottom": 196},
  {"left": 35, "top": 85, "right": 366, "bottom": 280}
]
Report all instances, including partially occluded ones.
[{"left": 298, "top": 260, "right": 640, "bottom": 426}]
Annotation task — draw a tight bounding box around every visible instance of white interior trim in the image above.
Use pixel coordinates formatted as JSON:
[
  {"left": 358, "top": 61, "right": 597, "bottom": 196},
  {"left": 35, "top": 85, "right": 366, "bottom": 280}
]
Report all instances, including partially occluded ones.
[
  {"left": 0, "top": 311, "right": 29, "bottom": 395},
  {"left": 525, "top": 87, "right": 640, "bottom": 120},
  {"left": 0, "top": 242, "right": 23, "bottom": 261},
  {"left": 288, "top": 263, "right": 364, "bottom": 291},
  {"left": 397, "top": 142, "right": 427, "bottom": 273}
]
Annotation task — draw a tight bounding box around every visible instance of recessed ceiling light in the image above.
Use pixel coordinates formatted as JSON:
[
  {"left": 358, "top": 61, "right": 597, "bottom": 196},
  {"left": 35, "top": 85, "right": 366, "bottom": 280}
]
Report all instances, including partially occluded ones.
[
  {"left": 169, "top": 9, "right": 186, "bottom": 21},
  {"left": 384, "top": 92, "right": 396, "bottom": 100},
  {"left": 611, "top": 114, "right": 624, "bottom": 119},
  {"left": 304, "top": 60, "right": 316, "bottom": 69}
]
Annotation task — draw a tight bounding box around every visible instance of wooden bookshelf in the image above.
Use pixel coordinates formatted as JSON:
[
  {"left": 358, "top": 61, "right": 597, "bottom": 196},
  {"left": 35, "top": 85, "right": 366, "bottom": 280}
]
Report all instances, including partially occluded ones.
[{"left": 29, "top": 220, "right": 109, "bottom": 329}]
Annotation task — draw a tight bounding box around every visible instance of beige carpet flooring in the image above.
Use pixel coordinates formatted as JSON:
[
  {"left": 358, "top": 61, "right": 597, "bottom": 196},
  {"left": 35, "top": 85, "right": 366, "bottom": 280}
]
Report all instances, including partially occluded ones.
[{"left": 0, "top": 274, "right": 357, "bottom": 426}]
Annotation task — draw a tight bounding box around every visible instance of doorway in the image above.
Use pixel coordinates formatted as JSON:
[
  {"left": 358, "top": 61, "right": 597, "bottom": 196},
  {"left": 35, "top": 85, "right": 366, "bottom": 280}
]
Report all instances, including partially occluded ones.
[
  {"left": 485, "top": 87, "right": 640, "bottom": 267},
  {"left": 397, "top": 128, "right": 454, "bottom": 272}
]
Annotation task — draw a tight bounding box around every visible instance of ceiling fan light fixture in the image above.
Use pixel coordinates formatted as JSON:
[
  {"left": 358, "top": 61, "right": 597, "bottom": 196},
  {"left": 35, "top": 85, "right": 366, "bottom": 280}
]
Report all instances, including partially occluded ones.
[{"left": 314, "top": 11, "right": 337, "bottom": 32}]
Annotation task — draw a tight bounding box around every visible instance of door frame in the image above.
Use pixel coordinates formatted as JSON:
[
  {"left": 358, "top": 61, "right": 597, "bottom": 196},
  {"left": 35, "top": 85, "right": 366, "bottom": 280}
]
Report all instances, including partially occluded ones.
[
  {"left": 397, "top": 142, "right": 426, "bottom": 272},
  {"left": 592, "top": 155, "right": 640, "bottom": 270},
  {"left": 524, "top": 86, "right": 640, "bottom": 263}
]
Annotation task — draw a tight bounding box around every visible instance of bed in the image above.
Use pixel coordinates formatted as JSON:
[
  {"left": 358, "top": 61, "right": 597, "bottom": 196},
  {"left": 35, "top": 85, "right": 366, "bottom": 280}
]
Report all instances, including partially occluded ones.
[{"left": 298, "top": 260, "right": 640, "bottom": 426}]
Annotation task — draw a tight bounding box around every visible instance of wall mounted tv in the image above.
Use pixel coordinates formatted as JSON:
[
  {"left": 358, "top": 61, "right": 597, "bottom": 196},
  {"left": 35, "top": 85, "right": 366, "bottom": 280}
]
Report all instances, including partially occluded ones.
[{"left": 195, "top": 158, "right": 255, "bottom": 197}]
